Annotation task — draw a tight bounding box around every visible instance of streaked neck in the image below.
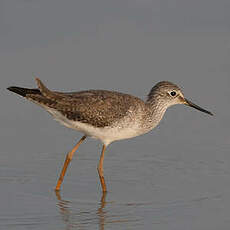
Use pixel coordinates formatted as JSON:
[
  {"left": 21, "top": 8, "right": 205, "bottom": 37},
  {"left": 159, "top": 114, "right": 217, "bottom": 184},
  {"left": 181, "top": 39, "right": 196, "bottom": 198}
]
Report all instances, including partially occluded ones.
[{"left": 145, "top": 96, "right": 169, "bottom": 127}]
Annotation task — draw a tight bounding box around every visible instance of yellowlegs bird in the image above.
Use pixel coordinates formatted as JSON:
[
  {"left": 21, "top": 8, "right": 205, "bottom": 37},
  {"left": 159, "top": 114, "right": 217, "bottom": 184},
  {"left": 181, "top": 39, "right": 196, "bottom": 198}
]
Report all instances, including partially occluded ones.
[{"left": 7, "top": 78, "right": 213, "bottom": 193}]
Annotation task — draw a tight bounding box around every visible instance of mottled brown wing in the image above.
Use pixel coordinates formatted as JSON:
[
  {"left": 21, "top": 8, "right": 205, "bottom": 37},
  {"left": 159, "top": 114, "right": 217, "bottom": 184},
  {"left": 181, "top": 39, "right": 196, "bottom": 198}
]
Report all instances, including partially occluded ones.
[
  {"left": 28, "top": 89, "right": 140, "bottom": 127},
  {"left": 25, "top": 78, "right": 143, "bottom": 127},
  {"left": 59, "top": 91, "right": 137, "bottom": 127}
]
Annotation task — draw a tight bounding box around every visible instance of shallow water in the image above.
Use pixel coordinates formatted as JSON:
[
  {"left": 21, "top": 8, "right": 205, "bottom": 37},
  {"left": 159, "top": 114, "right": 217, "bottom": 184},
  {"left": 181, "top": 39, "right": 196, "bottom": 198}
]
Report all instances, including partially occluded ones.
[
  {"left": 1, "top": 15, "right": 230, "bottom": 229},
  {"left": 1, "top": 136, "right": 230, "bottom": 230}
]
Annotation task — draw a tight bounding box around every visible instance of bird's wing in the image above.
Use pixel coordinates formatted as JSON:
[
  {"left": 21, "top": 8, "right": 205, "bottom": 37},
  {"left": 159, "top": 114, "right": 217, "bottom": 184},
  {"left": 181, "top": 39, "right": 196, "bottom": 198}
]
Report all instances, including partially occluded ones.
[{"left": 26, "top": 78, "right": 142, "bottom": 127}]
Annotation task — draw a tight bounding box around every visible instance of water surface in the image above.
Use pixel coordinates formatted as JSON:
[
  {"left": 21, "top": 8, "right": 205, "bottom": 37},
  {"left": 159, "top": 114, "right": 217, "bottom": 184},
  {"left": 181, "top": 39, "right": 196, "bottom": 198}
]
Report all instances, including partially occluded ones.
[{"left": 1, "top": 138, "right": 230, "bottom": 229}]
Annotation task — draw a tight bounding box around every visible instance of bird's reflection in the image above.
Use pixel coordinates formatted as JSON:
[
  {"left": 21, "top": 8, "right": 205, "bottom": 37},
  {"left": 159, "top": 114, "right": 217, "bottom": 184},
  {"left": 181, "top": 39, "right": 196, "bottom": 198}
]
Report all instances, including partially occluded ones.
[
  {"left": 97, "top": 192, "right": 107, "bottom": 230},
  {"left": 55, "top": 190, "right": 107, "bottom": 230},
  {"left": 55, "top": 191, "right": 72, "bottom": 226}
]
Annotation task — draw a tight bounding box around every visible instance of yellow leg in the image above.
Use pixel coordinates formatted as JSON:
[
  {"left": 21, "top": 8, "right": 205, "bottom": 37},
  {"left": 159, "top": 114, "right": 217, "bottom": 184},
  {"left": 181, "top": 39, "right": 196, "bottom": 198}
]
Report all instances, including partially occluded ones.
[
  {"left": 55, "top": 135, "right": 86, "bottom": 191},
  {"left": 97, "top": 145, "right": 107, "bottom": 193}
]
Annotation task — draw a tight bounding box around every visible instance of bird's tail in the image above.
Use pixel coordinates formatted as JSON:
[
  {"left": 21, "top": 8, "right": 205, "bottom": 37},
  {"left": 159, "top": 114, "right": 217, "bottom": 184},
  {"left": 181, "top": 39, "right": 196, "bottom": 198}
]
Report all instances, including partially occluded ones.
[
  {"left": 7, "top": 86, "right": 41, "bottom": 97},
  {"left": 7, "top": 78, "right": 64, "bottom": 104},
  {"left": 7, "top": 78, "right": 58, "bottom": 98}
]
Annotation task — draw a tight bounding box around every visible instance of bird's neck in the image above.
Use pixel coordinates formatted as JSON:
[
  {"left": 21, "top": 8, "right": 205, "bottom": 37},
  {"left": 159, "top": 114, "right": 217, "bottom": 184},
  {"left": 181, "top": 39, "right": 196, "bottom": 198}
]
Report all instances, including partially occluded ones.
[{"left": 145, "top": 96, "right": 168, "bottom": 128}]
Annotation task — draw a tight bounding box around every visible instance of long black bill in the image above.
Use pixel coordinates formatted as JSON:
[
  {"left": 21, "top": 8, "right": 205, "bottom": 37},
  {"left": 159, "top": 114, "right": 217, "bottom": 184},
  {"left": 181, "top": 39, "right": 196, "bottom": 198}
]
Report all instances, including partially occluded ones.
[{"left": 185, "top": 99, "right": 213, "bottom": 116}]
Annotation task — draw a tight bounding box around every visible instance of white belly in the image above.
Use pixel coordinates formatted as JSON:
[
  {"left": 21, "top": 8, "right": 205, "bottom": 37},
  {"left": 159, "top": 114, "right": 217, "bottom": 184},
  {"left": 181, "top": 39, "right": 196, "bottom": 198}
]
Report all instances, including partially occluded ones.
[{"left": 46, "top": 108, "right": 147, "bottom": 146}]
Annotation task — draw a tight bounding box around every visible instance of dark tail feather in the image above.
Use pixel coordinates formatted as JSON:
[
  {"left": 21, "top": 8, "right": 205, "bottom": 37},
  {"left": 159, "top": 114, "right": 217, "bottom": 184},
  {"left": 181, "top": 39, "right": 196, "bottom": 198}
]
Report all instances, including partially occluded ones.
[{"left": 7, "top": 86, "right": 41, "bottom": 97}]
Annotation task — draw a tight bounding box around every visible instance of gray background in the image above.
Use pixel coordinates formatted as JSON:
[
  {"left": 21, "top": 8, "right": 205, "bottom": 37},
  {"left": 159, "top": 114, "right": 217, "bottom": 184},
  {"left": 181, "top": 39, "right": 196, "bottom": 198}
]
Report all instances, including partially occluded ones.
[{"left": 0, "top": 1, "right": 230, "bottom": 229}]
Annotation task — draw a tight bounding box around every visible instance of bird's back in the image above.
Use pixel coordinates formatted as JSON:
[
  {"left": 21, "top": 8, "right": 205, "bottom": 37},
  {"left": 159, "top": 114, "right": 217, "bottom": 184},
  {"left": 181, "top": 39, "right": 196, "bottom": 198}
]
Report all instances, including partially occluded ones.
[{"left": 8, "top": 79, "right": 147, "bottom": 129}]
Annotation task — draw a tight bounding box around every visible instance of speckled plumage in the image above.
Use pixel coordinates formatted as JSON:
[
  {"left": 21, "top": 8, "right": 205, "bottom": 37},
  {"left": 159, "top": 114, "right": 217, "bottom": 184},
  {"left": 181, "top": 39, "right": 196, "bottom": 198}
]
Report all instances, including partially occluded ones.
[
  {"left": 8, "top": 79, "right": 213, "bottom": 140},
  {"left": 26, "top": 79, "right": 149, "bottom": 129},
  {"left": 7, "top": 78, "right": 213, "bottom": 192}
]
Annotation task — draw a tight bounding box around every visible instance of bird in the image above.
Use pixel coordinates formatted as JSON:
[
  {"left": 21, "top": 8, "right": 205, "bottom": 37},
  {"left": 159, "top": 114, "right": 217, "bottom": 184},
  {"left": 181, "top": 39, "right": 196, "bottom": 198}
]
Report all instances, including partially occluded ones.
[{"left": 7, "top": 78, "right": 213, "bottom": 193}]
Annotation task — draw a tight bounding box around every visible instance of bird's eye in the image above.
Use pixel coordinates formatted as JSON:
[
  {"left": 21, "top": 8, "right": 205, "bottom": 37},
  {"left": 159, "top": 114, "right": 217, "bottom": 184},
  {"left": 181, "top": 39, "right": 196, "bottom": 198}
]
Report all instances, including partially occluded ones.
[{"left": 170, "top": 91, "right": 177, "bottom": 97}]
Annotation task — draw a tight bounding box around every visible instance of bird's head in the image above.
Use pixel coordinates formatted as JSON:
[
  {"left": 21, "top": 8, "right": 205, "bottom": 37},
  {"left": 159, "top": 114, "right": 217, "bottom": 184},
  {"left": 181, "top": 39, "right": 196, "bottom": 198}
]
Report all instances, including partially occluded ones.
[{"left": 147, "top": 81, "right": 213, "bottom": 116}]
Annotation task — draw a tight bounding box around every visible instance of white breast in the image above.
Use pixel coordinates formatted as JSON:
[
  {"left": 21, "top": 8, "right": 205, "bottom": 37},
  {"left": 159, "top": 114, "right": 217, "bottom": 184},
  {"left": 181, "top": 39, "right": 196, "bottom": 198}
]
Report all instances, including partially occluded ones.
[{"left": 45, "top": 108, "right": 148, "bottom": 146}]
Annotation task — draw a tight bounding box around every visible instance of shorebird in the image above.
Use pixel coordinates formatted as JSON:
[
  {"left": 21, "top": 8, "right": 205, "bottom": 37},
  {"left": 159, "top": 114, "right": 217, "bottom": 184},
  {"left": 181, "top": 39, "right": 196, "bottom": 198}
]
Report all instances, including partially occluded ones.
[{"left": 7, "top": 78, "right": 213, "bottom": 193}]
